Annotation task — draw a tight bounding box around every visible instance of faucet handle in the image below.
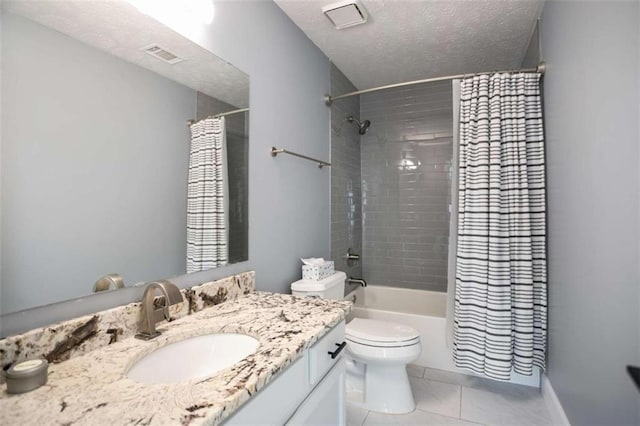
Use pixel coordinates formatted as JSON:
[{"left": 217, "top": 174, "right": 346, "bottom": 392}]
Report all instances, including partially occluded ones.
[
  {"left": 153, "top": 280, "right": 183, "bottom": 320},
  {"left": 343, "top": 248, "right": 360, "bottom": 267},
  {"left": 156, "top": 280, "right": 184, "bottom": 306},
  {"left": 152, "top": 307, "right": 169, "bottom": 323}
]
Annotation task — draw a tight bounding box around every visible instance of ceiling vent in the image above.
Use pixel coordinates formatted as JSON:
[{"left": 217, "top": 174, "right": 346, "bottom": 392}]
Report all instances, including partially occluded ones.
[
  {"left": 322, "top": 0, "right": 368, "bottom": 30},
  {"left": 141, "top": 44, "right": 184, "bottom": 64}
]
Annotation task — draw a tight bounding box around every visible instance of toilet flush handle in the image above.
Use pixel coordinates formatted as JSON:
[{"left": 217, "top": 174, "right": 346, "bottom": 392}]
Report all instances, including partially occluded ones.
[{"left": 328, "top": 341, "right": 347, "bottom": 359}]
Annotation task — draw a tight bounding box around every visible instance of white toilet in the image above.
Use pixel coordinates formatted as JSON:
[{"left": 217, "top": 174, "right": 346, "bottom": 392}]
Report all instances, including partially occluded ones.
[{"left": 292, "top": 271, "right": 421, "bottom": 414}]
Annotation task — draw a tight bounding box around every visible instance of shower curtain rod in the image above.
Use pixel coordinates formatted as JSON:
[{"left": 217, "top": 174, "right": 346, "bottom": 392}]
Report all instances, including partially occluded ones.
[
  {"left": 324, "top": 62, "right": 546, "bottom": 106},
  {"left": 186, "top": 107, "right": 249, "bottom": 126}
]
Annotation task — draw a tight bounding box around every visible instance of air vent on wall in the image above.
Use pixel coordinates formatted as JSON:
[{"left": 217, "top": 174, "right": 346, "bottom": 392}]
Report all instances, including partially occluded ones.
[
  {"left": 141, "top": 44, "right": 184, "bottom": 64},
  {"left": 322, "top": 0, "right": 368, "bottom": 30}
]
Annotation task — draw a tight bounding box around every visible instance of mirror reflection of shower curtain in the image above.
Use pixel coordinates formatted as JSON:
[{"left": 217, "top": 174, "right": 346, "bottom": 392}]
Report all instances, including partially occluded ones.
[
  {"left": 446, "top": 80, "right": 461, "bottom": 348},
  {"left": 186, "top": 116, "right": 229, "bottom": 273}
]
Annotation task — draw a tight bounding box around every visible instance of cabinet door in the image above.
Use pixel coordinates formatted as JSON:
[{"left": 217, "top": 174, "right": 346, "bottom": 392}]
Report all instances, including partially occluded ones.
[
  {"left": 308, "top": 321, "right": 346, "bottom": 385},
  {"left": 286, "top": 358, "right": 345, "bottom": 426},
  {"left": 224, "top": 356, "right": 309, "bottom": 425}
]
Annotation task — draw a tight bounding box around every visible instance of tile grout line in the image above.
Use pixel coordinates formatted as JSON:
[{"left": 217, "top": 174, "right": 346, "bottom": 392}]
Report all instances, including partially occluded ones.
[
  {"left": 361, "top": 410, "right": 370, "bottom": 426},
  {"left": 412, "top": 408, "right": 479, "bottom": 425},
  {"left": 459, "top": 383, "right": 463, "bottom": 419},
  {"left": 416, "top": 370, "right": 468, "bottom": 388},
  {"left": 459, "top": 385, "right": 477, "bottom": 424}
]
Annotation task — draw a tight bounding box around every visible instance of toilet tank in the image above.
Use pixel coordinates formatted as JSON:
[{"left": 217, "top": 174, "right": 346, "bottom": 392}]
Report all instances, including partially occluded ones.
[{"left": 291, "top": 271, "right": 346, "bottom": 300}]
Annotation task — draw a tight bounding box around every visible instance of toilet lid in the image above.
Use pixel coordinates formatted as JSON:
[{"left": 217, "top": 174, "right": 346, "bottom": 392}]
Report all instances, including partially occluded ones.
[{"left": 346, "top": 318, "right": 420, "bottom": 345}]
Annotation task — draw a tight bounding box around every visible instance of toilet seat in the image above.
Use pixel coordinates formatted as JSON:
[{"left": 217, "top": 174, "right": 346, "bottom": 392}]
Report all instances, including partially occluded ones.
[
  {"left": 346, "top": 334, "right": 420, "bottom": 348},
  {"left": 346, "top": 318, "right": 420, "bottom": 348}
]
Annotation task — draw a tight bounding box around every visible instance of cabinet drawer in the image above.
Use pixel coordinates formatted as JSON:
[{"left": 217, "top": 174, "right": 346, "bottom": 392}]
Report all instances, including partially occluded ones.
[{"left": 308, "top": 320, "right": 346, "bottom": 385}]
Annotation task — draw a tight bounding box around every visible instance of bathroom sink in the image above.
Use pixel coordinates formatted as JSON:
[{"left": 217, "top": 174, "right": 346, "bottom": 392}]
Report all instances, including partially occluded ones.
[{"left": 127, "top": 333, "right": 260, "bottom": 384}]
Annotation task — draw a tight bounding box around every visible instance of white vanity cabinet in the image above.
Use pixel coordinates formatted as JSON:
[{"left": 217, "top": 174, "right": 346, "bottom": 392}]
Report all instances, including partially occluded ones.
[
  {"left": 286, "top": 359, "right": 345, "bottom": 425},
  {"left": 224, "top": 321, "right": 346, "bottom": 425}
]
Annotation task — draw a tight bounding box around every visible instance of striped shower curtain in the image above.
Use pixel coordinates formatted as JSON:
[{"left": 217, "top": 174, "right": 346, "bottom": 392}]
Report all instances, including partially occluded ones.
[
  {"left": 453, "top": 73, "right": 547, "bottom": 380},
  {"left": 187, "top": 117, "right": 228, "bottom": 273}
]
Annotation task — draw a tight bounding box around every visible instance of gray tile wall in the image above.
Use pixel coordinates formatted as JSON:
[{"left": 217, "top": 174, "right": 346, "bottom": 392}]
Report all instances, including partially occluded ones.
[
  {"left": 330, "top": 64, "right": 362, "bottom": 280},
  {"left": 360, "top": 81, "right": 453, "bottom": 292}
]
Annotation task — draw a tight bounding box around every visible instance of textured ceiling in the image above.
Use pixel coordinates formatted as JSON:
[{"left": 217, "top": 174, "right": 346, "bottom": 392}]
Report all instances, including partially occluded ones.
[
  {"left": 275, "top": 0, "right": 544, "bottom": 90},
  {"left": 2, "top": 0, "right": 249, "bottom": 108}
]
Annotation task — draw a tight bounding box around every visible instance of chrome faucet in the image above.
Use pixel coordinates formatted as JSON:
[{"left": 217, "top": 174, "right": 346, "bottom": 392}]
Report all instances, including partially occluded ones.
[
  {"left": 135, "top": 280, "right": 184, "bottom": 340},
  {"left": 347, "top": 277, "right": 367, "bottom": 287}
]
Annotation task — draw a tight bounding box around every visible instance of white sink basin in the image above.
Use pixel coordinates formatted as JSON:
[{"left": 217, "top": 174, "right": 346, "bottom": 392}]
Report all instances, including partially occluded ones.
[{"left": 127, "top": 333, "right": 260, "bottom": 384}]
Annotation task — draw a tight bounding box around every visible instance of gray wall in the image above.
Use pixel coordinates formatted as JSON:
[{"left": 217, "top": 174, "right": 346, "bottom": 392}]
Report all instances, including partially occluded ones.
[
  {"left": 0, "top": 11, "right": 4, "bottom": 302},
  {"left": 520, "top": 23, "right": 540, "bottom": 69},
  {"left": 200, "top": 0, "right": 331, "bottom": 291},
  {"left": 1, "top": 13, "right": 192, "bottom": 313},
  {"left": 541, "top": 2, "right": 640, "bottom": 425},
  {"left": 360, "top": 81, "right": 453, "bottom": 292},
  {"left": 330, "top": 64, "right": 362, "bottom": 280},
  {"left": 1, "top": 1, "right": 331, "bottom": 335}
]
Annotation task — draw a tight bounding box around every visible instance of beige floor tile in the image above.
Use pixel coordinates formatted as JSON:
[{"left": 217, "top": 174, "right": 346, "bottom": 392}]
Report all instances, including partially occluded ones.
[
  {"left": 407, "top": 364, "right": 426, "bottom": 378},
  {"left": 364, "top": 408, "right": 482, "bottom": 426},
  {"left": 461, "top": 383, "right": 551, "bottom": 425},
  {"left": 410, "top": 377, "right": 462, "bottom": 418},
  {"left": 347, "top": 404, "right": 370, "bottom": 426},
  {"left": 422, "top": 367, "right": 537, "bottom": 392},
  {"left": 422, "top": 367, "right": 475, "bottom": 386}
]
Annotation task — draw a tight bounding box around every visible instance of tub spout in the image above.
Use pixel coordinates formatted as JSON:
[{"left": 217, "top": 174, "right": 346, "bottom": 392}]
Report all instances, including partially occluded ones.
[{"left": 347, "top": 277, "right": 367, "bottom": 287}]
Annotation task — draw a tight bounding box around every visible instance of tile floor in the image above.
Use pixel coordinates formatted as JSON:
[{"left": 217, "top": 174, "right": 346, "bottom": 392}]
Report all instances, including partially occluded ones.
[{"left": 347, "top": 365, "right": 553, "bottom": 426}]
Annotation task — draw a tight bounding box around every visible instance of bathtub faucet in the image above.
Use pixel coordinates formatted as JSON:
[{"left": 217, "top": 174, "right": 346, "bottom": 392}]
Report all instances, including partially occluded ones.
[{"left": 347, "top": 277, "right": 367, "bottom": 287}]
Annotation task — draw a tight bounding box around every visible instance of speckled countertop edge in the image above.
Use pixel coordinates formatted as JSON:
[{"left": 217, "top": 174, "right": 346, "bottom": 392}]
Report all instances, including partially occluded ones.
[
  {"left": 0, "top": 271, "right": 256, "bottom": 372},
  {"left": 0, "top": 292, "right": 352, "bottom": 426}
]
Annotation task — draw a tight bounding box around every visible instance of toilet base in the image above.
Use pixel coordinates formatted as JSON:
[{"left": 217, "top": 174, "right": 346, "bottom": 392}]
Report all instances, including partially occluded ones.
[{"left": 346, "top": 360, "right": 416, "bottom": 414}]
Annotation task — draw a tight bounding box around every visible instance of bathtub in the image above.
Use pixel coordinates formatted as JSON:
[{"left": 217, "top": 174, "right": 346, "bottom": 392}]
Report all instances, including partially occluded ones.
[
  {"left": 345, "top": 285, "right": 540, "bottom": 387},
  {"left": 346, "top": 285, "right": 450, "bottom": 370}
]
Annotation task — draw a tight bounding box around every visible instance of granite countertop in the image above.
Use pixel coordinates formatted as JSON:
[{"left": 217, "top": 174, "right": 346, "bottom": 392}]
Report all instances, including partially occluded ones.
[{"left": 0, "top": 292, "right": 352, "bottom": 425}]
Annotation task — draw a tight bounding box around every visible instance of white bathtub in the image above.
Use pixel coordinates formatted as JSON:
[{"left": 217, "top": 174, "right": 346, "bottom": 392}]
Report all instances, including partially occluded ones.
[
  {"left": 345, "top": 285, "right": 540, "bottom": 387},
  {"left": 346, "top": 285, "right": 450, "bottom": 370}
]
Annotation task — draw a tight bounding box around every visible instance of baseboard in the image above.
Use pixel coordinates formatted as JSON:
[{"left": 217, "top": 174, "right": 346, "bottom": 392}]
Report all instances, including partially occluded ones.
[{"left": 542, "top": 375, "right": 571, "bottom": 426}]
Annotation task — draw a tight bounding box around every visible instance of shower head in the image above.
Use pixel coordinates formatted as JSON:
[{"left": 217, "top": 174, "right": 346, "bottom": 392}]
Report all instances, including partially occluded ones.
[{"left": 348, "top": 116, "right": 371, "bottom": 135}]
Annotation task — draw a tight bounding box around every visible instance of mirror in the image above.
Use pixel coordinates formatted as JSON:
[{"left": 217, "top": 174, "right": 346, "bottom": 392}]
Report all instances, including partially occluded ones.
[{"left": 0, "top": 1, "right": 249, "bottom": 314}]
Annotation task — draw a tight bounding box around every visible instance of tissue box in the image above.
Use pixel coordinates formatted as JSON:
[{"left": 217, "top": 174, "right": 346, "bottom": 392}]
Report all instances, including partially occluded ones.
[{"left": 302, "top": 261, "right": 335, "bottom": 281}]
